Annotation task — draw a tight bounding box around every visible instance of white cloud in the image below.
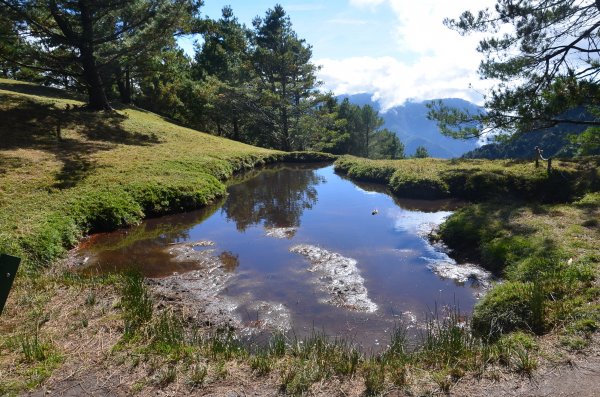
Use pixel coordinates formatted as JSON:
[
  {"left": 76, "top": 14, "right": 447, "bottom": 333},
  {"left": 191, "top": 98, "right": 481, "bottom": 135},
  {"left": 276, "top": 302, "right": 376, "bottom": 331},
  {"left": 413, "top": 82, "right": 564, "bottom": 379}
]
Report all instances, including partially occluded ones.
[
  {"left": 317, "top": 0, "right": 498, "bottom": 108},
  {"left": 317, "top": 56, "right": 486, "bottom": 110}
]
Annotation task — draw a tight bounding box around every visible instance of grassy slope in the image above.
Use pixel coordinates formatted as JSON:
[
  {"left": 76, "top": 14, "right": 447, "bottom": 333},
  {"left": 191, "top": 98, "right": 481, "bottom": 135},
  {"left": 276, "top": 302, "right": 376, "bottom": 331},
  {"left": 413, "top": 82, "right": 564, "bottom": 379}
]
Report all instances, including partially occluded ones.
[
  {"left": 335, "top": 155, "right": 600, "bottom": 342},
  {"left": 0, "top": 79, "right": 333, "bottom": 271}
]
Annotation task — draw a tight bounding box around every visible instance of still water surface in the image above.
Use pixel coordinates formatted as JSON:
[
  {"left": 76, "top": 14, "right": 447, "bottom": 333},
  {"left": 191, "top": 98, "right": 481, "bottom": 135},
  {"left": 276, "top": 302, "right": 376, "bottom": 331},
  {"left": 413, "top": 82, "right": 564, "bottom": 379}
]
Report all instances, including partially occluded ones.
[{"left": 79, "top": 164, "right": 484, "bottom": 348}]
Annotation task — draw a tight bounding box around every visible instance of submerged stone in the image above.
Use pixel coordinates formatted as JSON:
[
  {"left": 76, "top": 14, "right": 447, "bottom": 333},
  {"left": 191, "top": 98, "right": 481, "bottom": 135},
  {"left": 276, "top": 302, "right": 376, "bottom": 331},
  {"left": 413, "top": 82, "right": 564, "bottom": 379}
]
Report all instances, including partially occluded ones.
[
  {"left": 264, "top": 227, "right": 297, "bottom": 239},
  {"left": 245, "top": 301, "right": 291, "bottom": 331},
  {"left": 152, "top": 242, "right": 240, "bottom": 328},
  {"left": 290, "top": 244, "right": 377, "bottom": 312},
  {"left": 424, "top": 258, "right": 492, "bottom": 287}
]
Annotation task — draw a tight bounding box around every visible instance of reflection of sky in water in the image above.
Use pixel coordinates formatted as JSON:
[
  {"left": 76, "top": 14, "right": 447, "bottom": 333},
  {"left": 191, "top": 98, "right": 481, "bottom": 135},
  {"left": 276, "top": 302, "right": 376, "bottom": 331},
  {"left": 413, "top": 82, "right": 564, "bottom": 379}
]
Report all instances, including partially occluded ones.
[
  {"left": 79, "top": 164, "right": 484, "bottom": 349},
  {"left": 386, "top": 207, "right": 453, "bottom": 233},
  {"left": 354, "top": 185, "right": 379, "bottom": 195}
]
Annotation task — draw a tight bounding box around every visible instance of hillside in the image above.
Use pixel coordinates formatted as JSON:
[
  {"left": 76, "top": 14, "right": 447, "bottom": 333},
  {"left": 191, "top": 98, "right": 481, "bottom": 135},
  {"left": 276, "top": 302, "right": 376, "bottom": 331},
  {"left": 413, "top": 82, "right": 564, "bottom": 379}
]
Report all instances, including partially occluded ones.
[
  {"left": 340, "top": 94, "right": 481, "bottom": 158},
  {"left": 464, "top": 107, "right": 594, "bottom": 159},
  {"left": 0, "top": 78, "right": 331, "bottom": 272}
]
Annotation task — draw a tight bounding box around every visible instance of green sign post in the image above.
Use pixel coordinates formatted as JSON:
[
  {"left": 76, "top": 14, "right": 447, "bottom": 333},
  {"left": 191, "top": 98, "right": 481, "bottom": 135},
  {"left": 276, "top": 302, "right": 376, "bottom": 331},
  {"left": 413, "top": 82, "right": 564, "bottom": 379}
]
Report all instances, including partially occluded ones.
[{"left": 0, "top": 254, "right": 20, "bottom": 316}]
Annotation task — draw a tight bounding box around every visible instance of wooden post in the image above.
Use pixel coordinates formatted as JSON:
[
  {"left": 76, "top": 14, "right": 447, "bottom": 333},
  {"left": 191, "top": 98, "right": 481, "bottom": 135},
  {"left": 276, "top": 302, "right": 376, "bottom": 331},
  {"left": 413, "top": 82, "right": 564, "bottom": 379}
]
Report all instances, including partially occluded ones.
[
  {"left": 534, "top": 146, "right": 541, "bottom": 168},
  {"left": 547, "top": 158, "right": 552, "bottom": 173}
]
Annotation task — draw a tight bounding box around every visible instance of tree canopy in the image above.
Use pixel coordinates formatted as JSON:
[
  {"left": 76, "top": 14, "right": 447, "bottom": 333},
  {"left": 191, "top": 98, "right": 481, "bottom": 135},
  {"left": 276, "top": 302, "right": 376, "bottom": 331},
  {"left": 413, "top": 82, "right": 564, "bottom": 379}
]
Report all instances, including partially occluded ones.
[
  {"left": 428, "top": 0, "right": 600, "bottom": 143},
  {"left": 0, "top": 0, "right": 200, "bottom": 110},
  {"left": 0, "top": 2, "right": 408, "bottom": 157}
]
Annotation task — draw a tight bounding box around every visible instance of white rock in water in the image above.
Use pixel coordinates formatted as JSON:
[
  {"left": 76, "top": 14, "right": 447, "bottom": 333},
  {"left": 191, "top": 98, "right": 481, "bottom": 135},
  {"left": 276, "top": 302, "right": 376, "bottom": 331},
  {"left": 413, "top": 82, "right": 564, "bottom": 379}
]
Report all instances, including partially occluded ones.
[
  {"left": 290, "top": 244, "right": 377, "bottom": 312},
  {"left": 424, "top": 258, "right": 492, "bottom": 287},
  {"left": 265, "top": 227, "right": 297, "bottom": 239}
]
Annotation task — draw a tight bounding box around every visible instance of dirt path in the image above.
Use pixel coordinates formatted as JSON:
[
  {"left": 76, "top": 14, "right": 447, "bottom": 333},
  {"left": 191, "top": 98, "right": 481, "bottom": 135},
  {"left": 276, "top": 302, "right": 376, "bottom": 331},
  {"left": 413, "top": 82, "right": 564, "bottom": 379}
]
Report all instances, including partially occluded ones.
[{"left": 453, "top": 351, "right": 600, "bottom": 397}]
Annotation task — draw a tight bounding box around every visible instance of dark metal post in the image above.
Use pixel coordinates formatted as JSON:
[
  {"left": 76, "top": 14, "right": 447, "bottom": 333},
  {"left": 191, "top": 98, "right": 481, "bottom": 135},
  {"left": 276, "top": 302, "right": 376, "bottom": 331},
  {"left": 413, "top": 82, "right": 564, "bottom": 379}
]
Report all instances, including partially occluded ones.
[
  {"left": 547, "top": 158, "right": 552, "bottom": 173},
  {"left": 0, "top": 254, "right": 21, "bottom": 315}
]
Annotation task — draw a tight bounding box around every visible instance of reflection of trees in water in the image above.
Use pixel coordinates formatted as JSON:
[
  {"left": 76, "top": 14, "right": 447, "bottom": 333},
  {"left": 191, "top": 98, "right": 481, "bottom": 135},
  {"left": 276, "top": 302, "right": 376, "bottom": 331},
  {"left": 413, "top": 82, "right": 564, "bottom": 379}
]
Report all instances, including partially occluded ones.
[
  {"left": 83, "top": 198, "right": 225, "bottom": 252},
  {"left": 339, "top": 174, "right": 464, "bottom": 213},
  {"left": 219, "top": 251, "right": 240, "bottom": 273},
  {"left": 222, "top": 168, "right": 323, "bottom": 231}
]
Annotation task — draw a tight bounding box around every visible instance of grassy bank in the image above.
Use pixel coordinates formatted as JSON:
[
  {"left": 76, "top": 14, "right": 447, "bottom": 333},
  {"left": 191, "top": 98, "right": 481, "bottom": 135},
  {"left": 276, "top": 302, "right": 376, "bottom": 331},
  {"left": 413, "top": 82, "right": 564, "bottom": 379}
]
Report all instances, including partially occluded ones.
[
  {"left": 0, "top": 78, "right": 333, "bottom": 272},
  {"left": 335, "top": 156, "right": 600, "bottom": 348},
  {"left": 335, "top": 155, "right": 599, "bottom": 201}
]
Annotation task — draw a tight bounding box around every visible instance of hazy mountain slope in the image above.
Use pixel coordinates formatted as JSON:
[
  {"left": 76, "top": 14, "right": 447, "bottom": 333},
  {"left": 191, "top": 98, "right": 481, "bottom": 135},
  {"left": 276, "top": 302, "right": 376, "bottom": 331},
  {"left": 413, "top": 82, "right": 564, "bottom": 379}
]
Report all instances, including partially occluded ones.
[
  {"left": 463, "top": 107, "right": 593, "bottom": 159},
  {"left": 339, "top": 94, "right": 481, "bottom": 158}
]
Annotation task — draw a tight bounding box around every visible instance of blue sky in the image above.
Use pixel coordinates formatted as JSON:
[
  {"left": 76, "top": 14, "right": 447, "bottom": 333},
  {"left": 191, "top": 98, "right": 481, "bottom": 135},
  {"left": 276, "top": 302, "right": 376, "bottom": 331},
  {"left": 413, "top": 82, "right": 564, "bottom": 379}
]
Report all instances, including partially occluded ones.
[
  {"left": 193, "top": 0, "right": 402, "bottom": 60},
  {"left": 181, "top": 0, "right": 497, "bottom": 109}
]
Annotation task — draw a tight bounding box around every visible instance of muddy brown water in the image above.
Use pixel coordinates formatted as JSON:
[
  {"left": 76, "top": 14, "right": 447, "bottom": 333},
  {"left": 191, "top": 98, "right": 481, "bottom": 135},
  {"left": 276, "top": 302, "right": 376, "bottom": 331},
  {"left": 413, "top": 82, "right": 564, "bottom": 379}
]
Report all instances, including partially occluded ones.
[{"left": 77, "top": 163, "right": 488, "bottom": 350}]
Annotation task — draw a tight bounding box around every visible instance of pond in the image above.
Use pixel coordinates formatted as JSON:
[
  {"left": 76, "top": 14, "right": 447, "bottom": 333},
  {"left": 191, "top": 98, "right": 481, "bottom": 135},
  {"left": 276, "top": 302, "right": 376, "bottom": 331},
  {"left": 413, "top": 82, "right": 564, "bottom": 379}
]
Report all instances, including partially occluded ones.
[{"left": 76, "top": 163, "right": 491, "bottom": 350}]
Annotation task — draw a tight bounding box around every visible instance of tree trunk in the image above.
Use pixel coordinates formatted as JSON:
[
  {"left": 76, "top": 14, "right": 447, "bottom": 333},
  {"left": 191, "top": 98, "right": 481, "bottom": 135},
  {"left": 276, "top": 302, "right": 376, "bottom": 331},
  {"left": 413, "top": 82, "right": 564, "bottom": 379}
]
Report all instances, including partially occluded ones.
[
  {"left": 365, "top": 127, "right": 370, "bottom": 158},
  {"left": 281, "top": 80, "right": 290, "bottom": 151},
  {"left": 116, "top": 66, "right": 132, "bottom": 104},
  {"left": 125, "top": 67, "right": 131, "bottom": 103},
  {"left": 80, "top": 49, "right": 111, "bottom": 110},
  {"left": 78, "top": 2, "right": 111, "bottom": 111},
  {"left": 233, "top": 118, "right": 240, "bottom": 141}
]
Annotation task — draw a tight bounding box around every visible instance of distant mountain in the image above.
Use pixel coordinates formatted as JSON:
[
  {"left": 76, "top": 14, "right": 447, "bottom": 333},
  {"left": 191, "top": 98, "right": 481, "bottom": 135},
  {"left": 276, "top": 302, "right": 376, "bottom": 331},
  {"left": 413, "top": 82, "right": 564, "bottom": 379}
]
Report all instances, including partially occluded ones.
[
  {"left": 463, "top": 107, "right": 592, "bottom": 159},
  {"left": 339, "top": 94, "right": 481, "bottom": 158}
]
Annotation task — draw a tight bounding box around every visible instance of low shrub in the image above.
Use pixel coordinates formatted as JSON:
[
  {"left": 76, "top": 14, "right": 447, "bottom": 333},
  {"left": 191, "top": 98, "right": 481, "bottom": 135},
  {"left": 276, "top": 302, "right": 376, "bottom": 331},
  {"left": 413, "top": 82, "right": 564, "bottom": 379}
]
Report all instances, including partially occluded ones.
[{"left": 472, "top": 282, "right": 539, "bottom": 339}]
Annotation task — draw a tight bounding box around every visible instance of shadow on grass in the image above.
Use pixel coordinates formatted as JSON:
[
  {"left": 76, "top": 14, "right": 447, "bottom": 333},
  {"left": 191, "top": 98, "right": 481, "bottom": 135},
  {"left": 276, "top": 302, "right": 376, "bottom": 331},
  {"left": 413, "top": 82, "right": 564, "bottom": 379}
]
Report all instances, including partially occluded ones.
[
  {"left": 1, "top": 95, "right": 160, "bottom": 189},
  {"left": 0, "top": 80, "right": 82, "bottom": 100}
]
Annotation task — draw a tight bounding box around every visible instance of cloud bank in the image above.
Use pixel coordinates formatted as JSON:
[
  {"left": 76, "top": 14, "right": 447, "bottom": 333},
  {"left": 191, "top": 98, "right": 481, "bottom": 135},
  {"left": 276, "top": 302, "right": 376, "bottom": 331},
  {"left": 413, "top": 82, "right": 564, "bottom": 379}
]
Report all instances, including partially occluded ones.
[{"left": 317, "top": 0, "right": 497, "bottom": 109}]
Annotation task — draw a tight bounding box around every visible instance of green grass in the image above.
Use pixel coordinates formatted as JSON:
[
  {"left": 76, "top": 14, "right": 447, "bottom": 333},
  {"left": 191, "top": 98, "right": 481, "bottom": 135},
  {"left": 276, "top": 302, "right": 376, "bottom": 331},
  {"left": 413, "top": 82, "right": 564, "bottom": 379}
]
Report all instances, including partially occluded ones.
[
  {"left": 120, "top": 271, "right": 153, "bottom": 338},
  {"left": 109, "top": 277, "right": 553, "bottom": 395},
  {"left": 335, "top": 156, "right": 600, "bottom": 346},
  {"left": 441, "top": 196, "right": 600, "bottom": 339},
  {"left": 335, "top": 155, "right": 600, "bottom": 201},
  {"left": 0, "top": 78, "right": 334, "bottom": 273}
]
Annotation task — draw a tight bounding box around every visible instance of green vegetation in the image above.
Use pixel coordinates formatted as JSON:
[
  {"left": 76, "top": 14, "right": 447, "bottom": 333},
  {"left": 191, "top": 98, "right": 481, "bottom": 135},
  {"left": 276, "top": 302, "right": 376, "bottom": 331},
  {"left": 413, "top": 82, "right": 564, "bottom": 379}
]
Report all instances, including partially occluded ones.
[
  {"left": 1, "top": 2, "right": 406, "bottom": 158},
  {"left": 335, "top": 155, "right": 599, "bottom": 359},
  {"left": 442, "top": 195, "right": 600, "bottom": 340},
  {"left": 0, "top": 79, "right": 598, "bottom": 395},
  {"left": 335, "top": 155, "right": 600, "bottom": 201},
  {"left": 0, "top": 79, "right": 335, "bottom": 273},
  {"left": 1, "top": 0, "right": 598, "bottom": 393}
]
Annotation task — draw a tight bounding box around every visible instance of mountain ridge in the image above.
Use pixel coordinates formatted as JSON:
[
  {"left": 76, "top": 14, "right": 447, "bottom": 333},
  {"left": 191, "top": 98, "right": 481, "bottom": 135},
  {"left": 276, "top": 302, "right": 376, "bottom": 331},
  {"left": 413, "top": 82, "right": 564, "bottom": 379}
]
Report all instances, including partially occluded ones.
[{"left": 338, "top": 93, "right": 481, "bottom": 158}]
